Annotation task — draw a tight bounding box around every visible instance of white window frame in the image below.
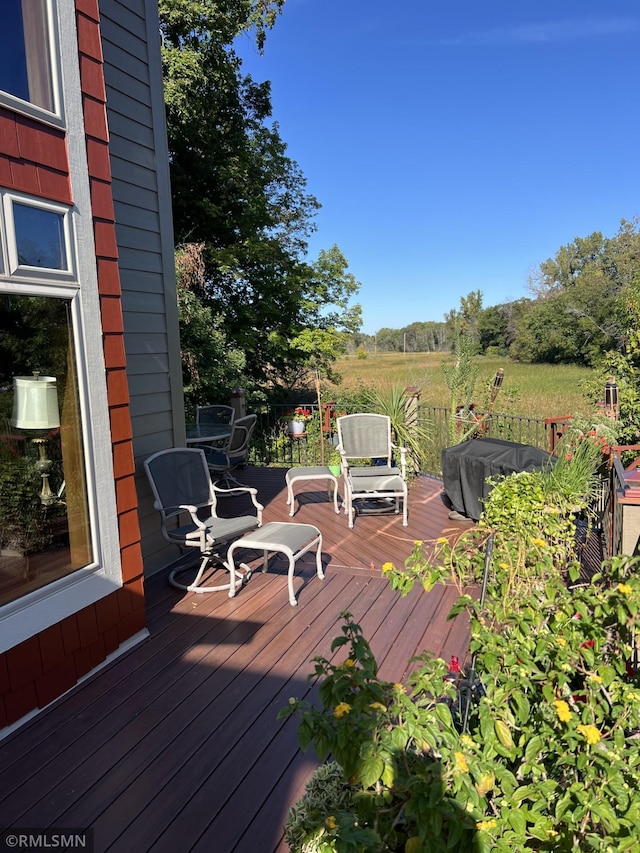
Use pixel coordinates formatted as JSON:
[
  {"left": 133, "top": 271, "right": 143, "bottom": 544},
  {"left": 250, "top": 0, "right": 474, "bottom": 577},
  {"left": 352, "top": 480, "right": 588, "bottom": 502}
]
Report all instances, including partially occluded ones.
[
  {"left": 3, "top": 192, "right": 76, "bottom": 281},
  {"left": 0, "top": 0, "right": 65, "bottom": 129},
  {"left": 0, "top": 0, "right": 123, "bottom": 652}
]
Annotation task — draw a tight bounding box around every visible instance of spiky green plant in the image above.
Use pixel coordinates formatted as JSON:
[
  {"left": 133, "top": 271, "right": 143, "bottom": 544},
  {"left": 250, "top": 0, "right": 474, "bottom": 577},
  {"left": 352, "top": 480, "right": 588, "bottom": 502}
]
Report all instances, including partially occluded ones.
[{"left": 361, "top": 384, "right": 431, "bottom": 473}]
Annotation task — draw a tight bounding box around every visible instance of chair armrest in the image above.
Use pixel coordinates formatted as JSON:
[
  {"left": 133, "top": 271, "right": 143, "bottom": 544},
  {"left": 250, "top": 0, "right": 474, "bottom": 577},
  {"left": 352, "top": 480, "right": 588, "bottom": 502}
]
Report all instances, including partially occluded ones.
[
  {"left": 178, "top": 503, "right": 209, "bottom": 530},
  {"left": 392, "top": 444, "right": 408, "bottom": 479},
  {"left": 211, "top": 484, "right": 264, "bottom": 525}
]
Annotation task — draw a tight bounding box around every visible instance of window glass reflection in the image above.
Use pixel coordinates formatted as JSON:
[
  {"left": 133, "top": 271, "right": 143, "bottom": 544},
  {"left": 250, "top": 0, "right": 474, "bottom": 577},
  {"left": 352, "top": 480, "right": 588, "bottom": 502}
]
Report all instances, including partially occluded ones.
[
  {"left": 0, "top": 294, "right": 92, "bottom": 606},
  {"left": 14, "top": 203, "right": 67, "bottom": 270},
  {"left": 0, "top": 0, "right": 54, "bottom": 112}
]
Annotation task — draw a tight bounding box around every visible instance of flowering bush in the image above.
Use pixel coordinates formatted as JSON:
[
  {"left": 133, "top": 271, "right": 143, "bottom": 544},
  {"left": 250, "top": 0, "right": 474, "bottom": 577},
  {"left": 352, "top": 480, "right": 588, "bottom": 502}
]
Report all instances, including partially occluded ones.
[
  {"left": 282, "top": 431, "right": 640, "bottom": 851},
  {"left": 282, "top": 554, "right": 640, "bottom": 852}
]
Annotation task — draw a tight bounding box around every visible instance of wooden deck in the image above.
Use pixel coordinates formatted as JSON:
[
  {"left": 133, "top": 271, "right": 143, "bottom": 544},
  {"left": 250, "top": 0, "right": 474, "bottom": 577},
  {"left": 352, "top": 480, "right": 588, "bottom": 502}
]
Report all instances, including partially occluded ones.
[{"left": 0, "top": 469, "right": 472, "bottom": 852}]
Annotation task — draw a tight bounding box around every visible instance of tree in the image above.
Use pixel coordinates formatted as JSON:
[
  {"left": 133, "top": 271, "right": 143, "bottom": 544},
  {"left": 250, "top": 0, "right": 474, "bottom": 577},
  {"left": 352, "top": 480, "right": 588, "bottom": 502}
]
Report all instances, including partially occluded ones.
[
  {"left": 285, "top": 245, "right": 362, "bottom": 385},
  {"left": 513, "top": 220, "right": 640, "bottom": 365},
  {"left": 159, "top": 0, "right": 361, "bottom": 395},
  {"left": 477, "top": 304, "right": 509, "bottom": 354},
  {"left": 175, "top": 244, "right": 245, "bottom": 418}
]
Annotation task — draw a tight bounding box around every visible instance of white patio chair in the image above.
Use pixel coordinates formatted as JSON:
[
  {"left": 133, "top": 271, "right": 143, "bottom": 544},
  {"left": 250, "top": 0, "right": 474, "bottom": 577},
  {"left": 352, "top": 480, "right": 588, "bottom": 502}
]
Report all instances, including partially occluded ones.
[
  {"left": 144, "top": 447, "right": 263, "bottom": 593},
  {"left": 336, "top": 413, "right": 408, "bottom": 529}
]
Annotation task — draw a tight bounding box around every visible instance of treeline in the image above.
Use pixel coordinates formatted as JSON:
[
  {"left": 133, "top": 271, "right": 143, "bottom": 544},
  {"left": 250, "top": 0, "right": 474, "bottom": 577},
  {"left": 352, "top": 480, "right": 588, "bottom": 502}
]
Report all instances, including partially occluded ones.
[{"left": 349, "top": 218, "right": 640, "bottom": 366}]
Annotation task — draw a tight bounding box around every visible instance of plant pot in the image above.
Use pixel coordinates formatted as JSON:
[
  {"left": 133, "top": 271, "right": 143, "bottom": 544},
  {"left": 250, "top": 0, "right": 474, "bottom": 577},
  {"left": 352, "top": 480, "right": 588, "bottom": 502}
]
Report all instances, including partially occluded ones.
[{"left": 288, "top": 421, "right": 306, "bottom": 436}]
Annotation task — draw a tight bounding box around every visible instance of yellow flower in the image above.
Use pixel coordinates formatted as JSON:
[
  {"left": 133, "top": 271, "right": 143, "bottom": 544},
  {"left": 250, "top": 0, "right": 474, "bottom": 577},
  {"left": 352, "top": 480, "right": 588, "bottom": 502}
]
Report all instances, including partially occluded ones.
[
  {"left": 556, "top": 637, "right": 566, "bottom": 647},
  {"left": 553, "top": 699, "right": 572, "bottom": 722},
  {"left": 333, "top": 702, "right": 351, "bottom": 718},
  {"left": 436, "top": 537, "right": 448, "bottom": 545},
  {"left": 499, "top": 562, "right": 508, "bottom": 569},
  {"left": 476, "top": 773, "right": 495, "bottom": 797},
  {"left": 476, "top": 818, "right": 497, "bottom": 832},
  {"left": 343, "top": 658, "right": 355, "bottom": 668},
  {"left": 460, "top": 734, "right": 473, "bottom": 747},
  {"left": 413, "top": 539, "right": 424, "bottom": 547},
  {"left": 393, "top": 683, "right": 406, "bottom": 693},
  {"left": 381, "top": 562, "right": 394, "bottom": 574},
  {"left": 454, "top": 751, "right": 469, "bottom": 772},
  {"left": 369, "top": 701, "right": 386, "bottom": 712},
  {"left": 617, "top": 583, "right": 633, "bottom": 596},
  {"left": 531, "top": 537, "right": 546, "bottom": 547},
  {"left": 325, "top": 816, "right": 337, "bottom": 830},
  {"left": 589, "top": 674, "right": 603, "bottom": 683},
  {"left": 577, "top": 724, "right": 601, "bottom": 745}
]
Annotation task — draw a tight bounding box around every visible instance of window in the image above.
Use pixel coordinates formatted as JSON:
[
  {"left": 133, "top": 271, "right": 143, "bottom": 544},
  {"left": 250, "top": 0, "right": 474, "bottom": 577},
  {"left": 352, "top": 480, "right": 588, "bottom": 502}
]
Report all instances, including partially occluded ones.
[
  {"left": 0, "top": 0, "right": 60, "bottom": 121},
  {"left": 3, "top": 194, "right": 74, "bottom": 280},
  {"left": 0, "top": 193, "right": 109, "bottom": 617},
  {"left": 0, "top": 294, "right": 92, "bottom": 607},
  {"left": 13, "top": 202, "right": 68, "bottom": 271},
  {"left": 0, "top": 0, "right": 121, "bottom": 653}
]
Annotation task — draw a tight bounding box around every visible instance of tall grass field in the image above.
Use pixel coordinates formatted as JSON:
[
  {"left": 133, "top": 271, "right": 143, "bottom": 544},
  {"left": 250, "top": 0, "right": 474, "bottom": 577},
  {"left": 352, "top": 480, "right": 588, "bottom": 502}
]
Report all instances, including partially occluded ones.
[{"left": 327, "top": 353, "right": 596, "bottom": 420}]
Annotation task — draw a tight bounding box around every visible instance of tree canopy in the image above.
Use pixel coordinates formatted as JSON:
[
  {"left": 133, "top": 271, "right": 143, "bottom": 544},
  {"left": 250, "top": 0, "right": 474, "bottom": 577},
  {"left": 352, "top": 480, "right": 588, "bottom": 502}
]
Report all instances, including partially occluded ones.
[{"left": 158, "top": 0, "right": 361, "bottom": 403}]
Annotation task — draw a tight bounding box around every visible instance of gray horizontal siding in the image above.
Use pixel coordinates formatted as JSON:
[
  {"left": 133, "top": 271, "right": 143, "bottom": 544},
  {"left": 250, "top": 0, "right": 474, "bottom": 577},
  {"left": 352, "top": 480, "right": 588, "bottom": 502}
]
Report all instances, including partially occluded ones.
[
  {"left": 125, "top": 352, "right": 171, "bottom": 375},
  {"left": 101, "top": 0, "right": 184, "bottom": 577},
  {"left": 120, "top": 310, "right": 167, "bottom": 334},
  {"left": 120, "top": 290, "right": 167, "bottom": 313}
]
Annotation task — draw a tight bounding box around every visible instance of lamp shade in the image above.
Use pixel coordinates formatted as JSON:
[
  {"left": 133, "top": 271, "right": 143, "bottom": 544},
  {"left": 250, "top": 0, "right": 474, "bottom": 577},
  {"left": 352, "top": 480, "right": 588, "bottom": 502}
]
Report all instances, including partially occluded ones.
[{"left": 12, "top": 375, "right": 60, "bottom": 430}]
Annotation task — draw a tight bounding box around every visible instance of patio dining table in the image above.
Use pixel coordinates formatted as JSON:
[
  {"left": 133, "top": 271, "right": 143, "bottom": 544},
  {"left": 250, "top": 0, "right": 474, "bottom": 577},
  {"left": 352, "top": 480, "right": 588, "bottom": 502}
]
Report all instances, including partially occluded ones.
[{"left": 185, "top": 423, "right": 233, "bottom": 445}]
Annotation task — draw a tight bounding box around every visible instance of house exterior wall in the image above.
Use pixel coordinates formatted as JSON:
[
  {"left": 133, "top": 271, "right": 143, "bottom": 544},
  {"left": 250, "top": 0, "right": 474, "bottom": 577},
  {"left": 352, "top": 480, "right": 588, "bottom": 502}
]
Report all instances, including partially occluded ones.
[
  {"left": 0, "top": 0, "right": 181, "bottom": 734},
  {"left": 99, "top": 0, "right": 185, "bottom": 575}
]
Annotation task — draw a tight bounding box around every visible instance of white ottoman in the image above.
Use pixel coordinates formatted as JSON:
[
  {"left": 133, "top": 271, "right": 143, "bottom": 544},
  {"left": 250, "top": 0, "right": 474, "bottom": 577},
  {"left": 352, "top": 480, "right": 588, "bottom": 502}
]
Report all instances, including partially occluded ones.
[
  {"left": 285, "top": 466, "right": 340, "bottom": 517},
  {"left": 227, "top": 521, "right": 324, "bottom": 606}
]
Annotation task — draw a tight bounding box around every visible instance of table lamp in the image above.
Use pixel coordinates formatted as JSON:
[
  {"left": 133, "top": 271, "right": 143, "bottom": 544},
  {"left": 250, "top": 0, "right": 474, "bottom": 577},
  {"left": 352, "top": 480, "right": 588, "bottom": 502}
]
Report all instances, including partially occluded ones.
[{"left": 11, "top": 372, "right": 60, "bottom": 506}]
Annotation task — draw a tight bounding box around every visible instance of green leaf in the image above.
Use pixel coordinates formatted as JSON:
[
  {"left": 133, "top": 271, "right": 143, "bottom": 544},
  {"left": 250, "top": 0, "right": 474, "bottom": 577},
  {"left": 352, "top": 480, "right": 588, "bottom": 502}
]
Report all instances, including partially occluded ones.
[
  {"left": 435, "top": 702, "right": 453, "bottom": 727},
  {"left": 592, "top": 800, "right": 620, "bottom": 834},
  {"left": 495, "top": 719, "right": 514, "bottom": 749},
  {"left": 580, "top": 644, "right": 595, "bottom": 667},
  {"left": 390, "top": 726, "right": 408, "bottom": 749},
  {"left": 524, "top": 736, "right": 544, "bottom": 765},
  {"left": 358, "top": 756, "right": 384, "bottom": 788},
  {"left": 512, "top": 691, "right": 531, "bottom": 725},
  {"left": 508, "top": 808, "right": 527, "bottom": 834}
]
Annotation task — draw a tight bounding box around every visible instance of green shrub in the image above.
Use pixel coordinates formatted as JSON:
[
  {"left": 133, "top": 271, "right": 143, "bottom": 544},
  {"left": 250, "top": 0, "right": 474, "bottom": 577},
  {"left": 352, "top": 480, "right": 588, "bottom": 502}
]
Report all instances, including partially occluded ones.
[{"left": 282, "top": 431, "right": 640, "bottom": 851}]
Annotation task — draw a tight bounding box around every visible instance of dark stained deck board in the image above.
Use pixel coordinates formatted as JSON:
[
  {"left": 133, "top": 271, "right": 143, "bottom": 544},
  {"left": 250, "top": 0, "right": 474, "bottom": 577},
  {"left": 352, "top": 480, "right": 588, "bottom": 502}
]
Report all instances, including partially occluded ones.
[
  {"left": 0, "top": 470, "right": 473, "bottom": 852},
  {"left": 84, "top": 576, "right": 364, "bottom": 849}
]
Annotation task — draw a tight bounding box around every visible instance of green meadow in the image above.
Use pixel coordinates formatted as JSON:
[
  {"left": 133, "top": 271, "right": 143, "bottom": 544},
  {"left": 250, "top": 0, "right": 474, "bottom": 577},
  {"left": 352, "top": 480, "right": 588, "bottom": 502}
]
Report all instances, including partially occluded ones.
[{"left": 328, "top": 352, "right": 596, "bottom": 420}]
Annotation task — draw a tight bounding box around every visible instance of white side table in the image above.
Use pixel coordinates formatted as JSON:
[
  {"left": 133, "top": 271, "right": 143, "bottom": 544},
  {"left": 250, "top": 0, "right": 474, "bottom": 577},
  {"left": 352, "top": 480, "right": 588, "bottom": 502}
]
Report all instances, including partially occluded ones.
[
  {"left": 285, "top": 465, "right": 341, "bottom": 517},
  {"left": 227, "top": 521, "right": 324, "bottom": 606}
]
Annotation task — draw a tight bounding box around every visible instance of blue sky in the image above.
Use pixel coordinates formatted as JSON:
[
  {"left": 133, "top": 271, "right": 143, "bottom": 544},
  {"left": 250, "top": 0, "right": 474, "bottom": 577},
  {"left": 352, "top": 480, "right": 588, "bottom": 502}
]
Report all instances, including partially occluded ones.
[{"left": 237, "top": 1, "right": 640, "bottom": 335}]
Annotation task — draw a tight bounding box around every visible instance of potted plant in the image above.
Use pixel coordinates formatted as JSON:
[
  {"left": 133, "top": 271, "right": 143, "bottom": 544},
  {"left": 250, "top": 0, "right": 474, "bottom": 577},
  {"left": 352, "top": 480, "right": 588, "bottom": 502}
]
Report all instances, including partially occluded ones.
[
  {"left": 327, "top": 447, "right": 342, "bottom": 477},
  {"left": 285, "top": 407, "right": 312, "bottom": 436}
]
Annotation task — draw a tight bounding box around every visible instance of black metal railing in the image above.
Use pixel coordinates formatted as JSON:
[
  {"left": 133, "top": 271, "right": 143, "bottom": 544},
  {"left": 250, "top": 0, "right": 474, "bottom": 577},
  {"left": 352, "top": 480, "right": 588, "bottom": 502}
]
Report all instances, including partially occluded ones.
[
  {"left": 248, "top": 401, "right": 552, "bottom": 476},
  {"left": 249, "top": 403, "right": 338, "bottom": 468},
  {"left": 417, "top": 405, "right": 550, "bottom": 476}
]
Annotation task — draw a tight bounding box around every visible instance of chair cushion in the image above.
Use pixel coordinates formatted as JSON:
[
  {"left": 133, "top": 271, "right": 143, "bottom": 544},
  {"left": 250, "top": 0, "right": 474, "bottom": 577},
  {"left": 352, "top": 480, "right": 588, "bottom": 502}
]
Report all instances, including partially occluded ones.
[
  {"left": 204, "top": 515, "right": 260, "bottom": 540},
  {"left": 350, "top": 465, "right": 400, "bottom": 478}
]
